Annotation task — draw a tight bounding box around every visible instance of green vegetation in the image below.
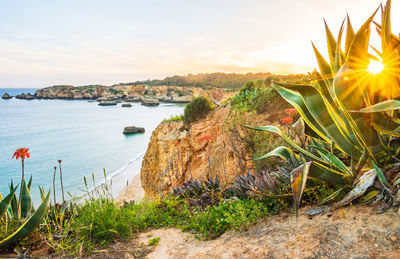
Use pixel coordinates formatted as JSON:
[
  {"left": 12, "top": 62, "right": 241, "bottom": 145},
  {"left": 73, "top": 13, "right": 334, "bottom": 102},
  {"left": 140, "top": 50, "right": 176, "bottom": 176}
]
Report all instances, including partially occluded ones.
[
  {"left": 247, "top": 0, "right": 400, "bottom": 214},
  {"left": 183, "top": 96, "right": 214, "bottom": 125},
  {"left": 162, "top": 114, "right": 184, "bottom": 123},
  {"left": 114, "top": 72, "right": 308, "bottom": 89}
]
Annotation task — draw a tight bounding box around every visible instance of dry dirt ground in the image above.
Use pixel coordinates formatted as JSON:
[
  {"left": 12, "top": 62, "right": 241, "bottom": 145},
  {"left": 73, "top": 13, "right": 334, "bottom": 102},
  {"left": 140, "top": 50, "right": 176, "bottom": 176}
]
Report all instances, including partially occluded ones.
[{"left": 87, "top": 204, "right": 400, "bottom": 259}]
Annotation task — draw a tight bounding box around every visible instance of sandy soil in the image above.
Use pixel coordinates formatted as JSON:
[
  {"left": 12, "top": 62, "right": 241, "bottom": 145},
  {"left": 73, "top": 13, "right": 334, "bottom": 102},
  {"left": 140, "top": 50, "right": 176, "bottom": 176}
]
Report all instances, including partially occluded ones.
[
  {"left": 116, "top": 173, "right": 145, "bottom": 203},
  {"left": 134, "top": 205, "right": 400, "bottom": 259}
]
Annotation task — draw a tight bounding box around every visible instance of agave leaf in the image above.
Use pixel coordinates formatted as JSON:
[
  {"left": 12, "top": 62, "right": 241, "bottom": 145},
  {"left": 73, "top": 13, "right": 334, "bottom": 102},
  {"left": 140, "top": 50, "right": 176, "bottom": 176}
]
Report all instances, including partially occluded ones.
[
  {"left": 20, "top": 180, "right": 33, "bottom": 218},
  {"left": 243, "top": 125, "right": 324, "bottom": 163},
  {"left": 320, "top": 187, "right": 343, "bottom": 205},
  {"left": 307, "top": 145, "right": 352, "bottom": 176},
  {"left": 39, "top": 186, "right": 46, "bottom": 201},
  {"left": 291, "top": 162, "right": 311, "bottom": 218},
  {"left": 345, "top": 14, "right": 355, "bottom": 57},
  {"left": 381, "top": 0, "right": 392, "bottom": 56},
  {"left": 27, "top": 175, "right": 32, "bottom": 191},
  {"left": 324, "top": 20, "right": 345, "bottom": 73},
  {"left": 308, "top": 162, "right": 352, "bottom": 185},
  {"left": 358, "top": 100, "right": 400, "bottom": 113},
  {"left": 0, "top": 191, "right": 50, "bottom": 249},
  {"left": 334, "top": 19, "right": 346, "bottom": 73},
  {"left": 332, "top": 168, "right": 377, "bottom": 209},
  {"left": 274, "top": 82, "right": 363, "bottom": 158},
  {"left": 255, "top": 146, "right": 297, "bottom": 163},
  {"left": 0, "top": 186, "right": 18, "bottom": 219},
  {"left": 372, "top": 161, "right": 393, "bottom": 192},
  {"left": 312, "top": 42, "right": 332, "bottom": 77},
  {"left": 361, "top": 190, "right": 380, "bottom": 203}
]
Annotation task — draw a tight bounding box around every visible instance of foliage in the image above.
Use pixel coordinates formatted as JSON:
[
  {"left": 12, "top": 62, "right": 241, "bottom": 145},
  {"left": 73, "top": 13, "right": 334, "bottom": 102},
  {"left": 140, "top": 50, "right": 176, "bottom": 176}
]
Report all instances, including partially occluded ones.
[
  {"left": 0, "top": 179, "right": 50, "bottom": 250},
  {"left": 247, "top": 0, "right": 400, "bottom": 213},
  {"left": 183, "top": 96, "right": 214, "bottom": 125},
  {"left": 115, "top": 73, "right": 308, "bottom": 89},
  {"left": 148, "top": 237, "right": 160, "bottom": 246},
  {"left": 162, "top": 114, "right": 184, "bottom": 123}
]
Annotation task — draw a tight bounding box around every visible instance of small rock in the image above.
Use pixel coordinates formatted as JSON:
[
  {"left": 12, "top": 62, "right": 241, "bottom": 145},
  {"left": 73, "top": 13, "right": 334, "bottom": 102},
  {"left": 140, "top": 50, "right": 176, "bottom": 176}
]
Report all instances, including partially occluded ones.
[
  {"left": 141, "top": 98, "right": 159, "bottom": 106},
  {"left": 123, "top": 126, "right": 145, "bottom": 134},
  {"left": 98, "top": 101, "right": 117, "bottom": 106},
  {"left": 122, "top": 103, "right": 132, "bottom": 107},
  {"left": 1, "top": 93, "right": 12, "bottom": 99}
]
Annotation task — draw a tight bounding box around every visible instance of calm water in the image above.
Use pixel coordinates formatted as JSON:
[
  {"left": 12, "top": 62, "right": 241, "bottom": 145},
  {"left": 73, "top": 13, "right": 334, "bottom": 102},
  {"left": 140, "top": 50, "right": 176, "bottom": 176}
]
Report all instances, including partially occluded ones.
[{"left": 0, "top": 88, "right": 184, "bottom": 204}]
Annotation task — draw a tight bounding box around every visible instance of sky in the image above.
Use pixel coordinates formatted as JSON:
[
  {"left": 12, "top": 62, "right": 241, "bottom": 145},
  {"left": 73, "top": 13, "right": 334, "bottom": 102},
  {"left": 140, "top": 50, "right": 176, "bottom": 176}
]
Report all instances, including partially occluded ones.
[{"left": 0, "top": 0, "right": 399, "bottom": 88}]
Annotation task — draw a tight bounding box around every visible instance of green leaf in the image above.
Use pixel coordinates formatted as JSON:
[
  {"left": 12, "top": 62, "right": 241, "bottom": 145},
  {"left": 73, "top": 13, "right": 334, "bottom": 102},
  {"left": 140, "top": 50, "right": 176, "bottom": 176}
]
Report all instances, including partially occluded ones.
[
  {"left": 320, "top": 188, "right": 343, "bottom": 205},
  {"left": 372, "top": 161, "right": 392, "bottom": 191},
  {"left": 291, "top": 162, "right": 311, "bottom": 218},
  {"left": 273, "top": 82, "right": 363, "bottom": 159},
  {"left": 361, "top": 190, "right": 380, "bottom": 203},
  {"left": 0, "top": 186, "right": 18, "bottom": 219},
  {"left": 20, "top": 180, "right": 33, "bottom": 218},
  {"left": 0, "top": 191, "right": 50, "bottom": 249},
  {"left": 255, "top": 146, "right": 296, "bottom": 163},
  {"left": 308, "top": 162, "right": 352, "bottom": 185},
  {"left": 27, "top": 175, "right": 32, "bottom": 191},
  {"left": 308, "top": 145, "right": 352, "bottom": 176},
  {"left": 358, "top": 100, "right": 400, "bottom": 113},
  {"left": 345, "top": 14, "right": 355, "bottom": 57},
  {"left": 243, "top": 124, "right": 324, "bottom": 163}
]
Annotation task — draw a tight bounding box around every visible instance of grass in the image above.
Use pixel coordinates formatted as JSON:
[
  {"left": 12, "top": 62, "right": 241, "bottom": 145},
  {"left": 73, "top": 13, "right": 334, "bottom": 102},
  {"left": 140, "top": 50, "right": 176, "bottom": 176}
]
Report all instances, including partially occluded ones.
[{"left": 40, "top": 193, "right": 283, "bottom": 256}]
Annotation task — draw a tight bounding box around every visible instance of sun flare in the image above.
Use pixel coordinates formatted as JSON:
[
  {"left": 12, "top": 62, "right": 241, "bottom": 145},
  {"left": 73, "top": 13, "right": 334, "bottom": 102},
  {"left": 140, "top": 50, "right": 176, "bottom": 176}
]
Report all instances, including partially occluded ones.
[{"left": 368, "top": 60, "right": 384, "bottom": 74}]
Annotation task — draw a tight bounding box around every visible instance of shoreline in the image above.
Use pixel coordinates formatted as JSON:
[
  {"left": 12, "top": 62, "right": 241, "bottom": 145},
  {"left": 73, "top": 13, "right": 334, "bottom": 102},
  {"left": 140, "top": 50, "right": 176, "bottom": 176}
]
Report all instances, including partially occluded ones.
[{"left": 111, "top": 154, "right": 145, "bottom": 203}]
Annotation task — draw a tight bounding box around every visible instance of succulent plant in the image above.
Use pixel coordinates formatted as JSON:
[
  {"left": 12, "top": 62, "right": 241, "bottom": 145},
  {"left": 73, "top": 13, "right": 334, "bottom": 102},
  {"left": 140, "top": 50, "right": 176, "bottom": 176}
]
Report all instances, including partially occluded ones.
[
  {"left": 0, "top": 179, "right": 50, "bottom": 249},
  {"left": 246, "top": 0, "right": 400, "bottom": 213}
]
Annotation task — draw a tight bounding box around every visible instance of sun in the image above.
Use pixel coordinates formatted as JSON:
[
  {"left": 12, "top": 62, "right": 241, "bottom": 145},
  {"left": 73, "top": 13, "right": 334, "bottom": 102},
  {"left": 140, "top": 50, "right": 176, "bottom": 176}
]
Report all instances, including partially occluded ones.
[{"left": 368, "top": 60, "right": 384, "bottom": 74}]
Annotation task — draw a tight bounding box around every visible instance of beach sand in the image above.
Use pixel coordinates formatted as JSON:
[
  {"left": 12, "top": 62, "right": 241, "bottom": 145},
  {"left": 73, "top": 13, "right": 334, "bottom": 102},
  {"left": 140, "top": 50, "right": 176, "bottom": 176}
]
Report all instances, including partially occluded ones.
[
  {"left": 109, "top": 153, "right": 145, "bottom": 203},
  {"left": 116, "top": 173, "right": 145, "bottom": 203}
]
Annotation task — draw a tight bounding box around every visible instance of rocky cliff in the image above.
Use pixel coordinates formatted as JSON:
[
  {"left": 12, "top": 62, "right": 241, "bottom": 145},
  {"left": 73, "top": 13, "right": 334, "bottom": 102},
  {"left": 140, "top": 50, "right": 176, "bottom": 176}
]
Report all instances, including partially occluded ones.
[
  {"left": 140, "top": 105, "right": 254, "bottom": 196},
  {"left": 33, "top": 84, "right": 231, "bottom": 103}
]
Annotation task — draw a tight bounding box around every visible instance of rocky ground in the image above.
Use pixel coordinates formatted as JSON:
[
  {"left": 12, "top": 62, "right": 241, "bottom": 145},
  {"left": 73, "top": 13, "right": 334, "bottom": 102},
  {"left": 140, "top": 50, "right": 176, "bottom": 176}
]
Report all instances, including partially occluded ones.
[{"left": 87, "top": 204, "right": 400, "bottom": 259}]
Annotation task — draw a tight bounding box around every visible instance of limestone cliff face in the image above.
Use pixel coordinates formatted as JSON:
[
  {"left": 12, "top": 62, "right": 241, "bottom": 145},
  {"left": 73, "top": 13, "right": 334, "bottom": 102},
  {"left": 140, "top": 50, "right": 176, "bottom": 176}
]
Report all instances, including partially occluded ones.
[{"left": 141, "top": 106, "right": 250, "bottom": 196}]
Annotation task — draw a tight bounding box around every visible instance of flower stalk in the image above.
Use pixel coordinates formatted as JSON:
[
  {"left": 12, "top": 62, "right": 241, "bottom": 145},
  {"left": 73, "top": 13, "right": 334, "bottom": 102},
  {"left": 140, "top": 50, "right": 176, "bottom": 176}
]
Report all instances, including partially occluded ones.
[{"left": 58, "top": 160, "right": 65, "bottom": 203}]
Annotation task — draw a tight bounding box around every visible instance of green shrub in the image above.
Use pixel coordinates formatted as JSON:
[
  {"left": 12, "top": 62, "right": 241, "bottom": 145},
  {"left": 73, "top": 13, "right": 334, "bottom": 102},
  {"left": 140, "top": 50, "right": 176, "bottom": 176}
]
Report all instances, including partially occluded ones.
[
  {"left": 162, "top": 115, "right": 184, "bottom": 123},
  {"left": 252, "top": 87, "right": 280, "bottom": 113},
  {"left": 148, "top": 237, "right": 160, "bottom": 246},
  {"left": 183, "top": 96, "right": 214, "bottom": 125}
]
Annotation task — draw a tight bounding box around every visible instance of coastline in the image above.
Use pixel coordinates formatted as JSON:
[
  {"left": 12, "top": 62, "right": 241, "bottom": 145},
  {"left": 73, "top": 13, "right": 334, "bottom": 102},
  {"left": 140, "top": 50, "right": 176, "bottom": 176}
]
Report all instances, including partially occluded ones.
[{"left": 111, "top": 154, "right": 145, "bottom": 203}]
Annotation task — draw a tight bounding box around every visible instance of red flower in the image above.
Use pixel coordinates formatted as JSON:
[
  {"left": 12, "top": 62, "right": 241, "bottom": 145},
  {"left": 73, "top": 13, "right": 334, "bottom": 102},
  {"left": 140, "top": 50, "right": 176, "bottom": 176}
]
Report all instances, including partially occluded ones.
[
  {"left": 285, "top": 108, "right": 297, "bottom": 116},
  {"left": 281, "top": 117, "right": 293, "bottom": 124},
  {"left": 12, "top": 148, "right": 30, "bottom": 160},
  {"left": 203, "top": 135, "right": 212, "bottom": 141},
  {"left": 175, "top": 142, "right": 181, "bottom": 147}
]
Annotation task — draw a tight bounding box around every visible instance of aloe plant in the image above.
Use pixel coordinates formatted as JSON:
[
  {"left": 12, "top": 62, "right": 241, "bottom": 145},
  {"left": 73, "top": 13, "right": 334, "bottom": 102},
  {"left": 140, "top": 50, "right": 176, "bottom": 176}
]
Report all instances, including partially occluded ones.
[
  {"left": 247, "top": 0, "right": 400, "bottom": 213},
  {"left": 0, "top": 180, "right": 50, "bottom": 249}
]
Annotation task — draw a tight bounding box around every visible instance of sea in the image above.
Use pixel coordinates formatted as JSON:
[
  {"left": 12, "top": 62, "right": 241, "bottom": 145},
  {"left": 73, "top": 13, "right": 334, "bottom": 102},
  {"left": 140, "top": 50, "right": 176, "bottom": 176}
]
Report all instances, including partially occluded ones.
[{"left": 0, "top": 88, "right": 185, "bottom": 204}]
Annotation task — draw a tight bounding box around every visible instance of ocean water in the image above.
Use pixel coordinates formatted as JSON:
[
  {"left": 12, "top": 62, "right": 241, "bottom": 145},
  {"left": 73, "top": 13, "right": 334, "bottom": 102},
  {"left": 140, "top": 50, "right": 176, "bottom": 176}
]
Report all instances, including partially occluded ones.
[{"left": 0, "top": 88, "right": 185, "bottom": 204}]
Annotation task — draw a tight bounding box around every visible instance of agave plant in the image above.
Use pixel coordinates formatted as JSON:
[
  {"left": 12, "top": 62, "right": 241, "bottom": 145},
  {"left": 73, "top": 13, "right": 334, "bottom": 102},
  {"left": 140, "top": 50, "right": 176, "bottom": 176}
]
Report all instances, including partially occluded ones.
[
  {"left": 0, "top": 178, "right": 50, "bottom": 249},
  {"left": 246, "top": 0, "right": 400, "bottom": 214}
]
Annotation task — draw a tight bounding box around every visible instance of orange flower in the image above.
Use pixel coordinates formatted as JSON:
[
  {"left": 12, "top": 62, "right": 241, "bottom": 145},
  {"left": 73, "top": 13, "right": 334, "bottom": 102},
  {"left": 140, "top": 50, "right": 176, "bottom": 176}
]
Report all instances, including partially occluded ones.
[
  {"left": 285, "top": 108, "right": 297, "bottom": 116},
  {"left": 281, "top": 117, "right": 293, "bottom": 124},
  {"left": 175, "top": 142, "right": 181, "bottom": 147},
  {"left": 12, "top": 148, "right": 30, "bottom": 160}
]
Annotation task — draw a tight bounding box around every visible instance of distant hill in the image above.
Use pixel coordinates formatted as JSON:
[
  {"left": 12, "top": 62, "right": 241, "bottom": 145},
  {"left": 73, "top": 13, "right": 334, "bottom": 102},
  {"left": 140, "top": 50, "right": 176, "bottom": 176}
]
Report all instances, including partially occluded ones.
[{"left": 113, "top": 72, "right": 309, "bottom": 89}]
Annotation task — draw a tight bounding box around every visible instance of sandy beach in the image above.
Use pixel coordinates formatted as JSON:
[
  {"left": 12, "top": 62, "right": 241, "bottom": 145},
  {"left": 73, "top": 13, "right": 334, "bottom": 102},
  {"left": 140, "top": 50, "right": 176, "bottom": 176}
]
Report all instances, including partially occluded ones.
[
  {"left": 109, "top": 153, "right": 146, "bottom": 203},
  {"left": 116, "top": 173, "right": 145, "bottom": 203}
]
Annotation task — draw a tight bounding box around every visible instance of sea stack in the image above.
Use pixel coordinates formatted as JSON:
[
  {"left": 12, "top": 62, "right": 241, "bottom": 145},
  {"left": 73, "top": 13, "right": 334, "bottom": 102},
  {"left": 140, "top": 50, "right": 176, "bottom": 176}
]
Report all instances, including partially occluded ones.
[{"left": 123, "top": 126, "right": 145, "bottom": 134}]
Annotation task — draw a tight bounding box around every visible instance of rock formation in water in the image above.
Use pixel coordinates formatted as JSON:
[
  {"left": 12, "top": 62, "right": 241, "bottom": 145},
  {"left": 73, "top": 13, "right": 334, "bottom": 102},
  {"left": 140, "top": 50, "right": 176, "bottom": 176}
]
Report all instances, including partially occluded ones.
[
  {"left": 1, "top": 93, "right": 12, "bottom": 99},
  {"left": 123, "top": 126, "right": 145, "bottom": 134}
]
